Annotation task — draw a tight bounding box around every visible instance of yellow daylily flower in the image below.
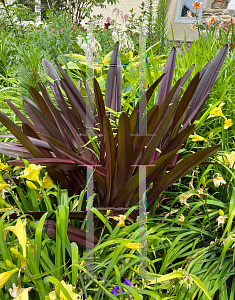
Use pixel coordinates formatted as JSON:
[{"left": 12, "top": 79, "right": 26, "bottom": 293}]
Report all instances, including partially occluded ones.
[
  {"left": 26, "top": 180, "right": 39, "bottom": 191},
  {"left": 18, "top": 164, "right": 45, "bottom": 182},
  {"left": 224, "top": 119, "right": 233, "bottom": 129},
  {"left": 4, "top": 219, "right": 27, "bottom": 258},
  {"left": 40, "top": 173, "right": 54, "bottom": 189},
  {"left": 9, "top": 283, "right": 33, "bottom": 299},
  {"left": 208, "top": 102, "right": 226, "bottom": 119},
  {"left": 0, "top": 183, "right": 10, "bottom": 192},
  {"left": 178, "top": 214, "right": 185, "bottom": 223},
  {"left": 0, "top": 183, "right": 11, "bottom": 206},
  {"left": 225, "top": 151, "right": 235, "bottom": 168},
  {"left": 217, "top": 155, "right": 230, "bottom": 167},
  {"left": 0, "top": 268, "right": 19, "bottom": 289},
  {"left": 107, "top": 214, "right": 126, "bottom": 227},
  {"left": 0, "top": 159, "right": 9, "bottom": 171},
  {"left": 48, "top": 280, "right": 81, "bottom": 300},
  {"left": 125, "top": 242, "right": 144, "bottom": 252},
  {"left": 191, "top": 134, "right": 205, "bottom": 142}
]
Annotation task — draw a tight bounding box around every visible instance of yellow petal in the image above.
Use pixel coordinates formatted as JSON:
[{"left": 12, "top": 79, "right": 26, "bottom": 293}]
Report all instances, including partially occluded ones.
[
  {"left": 224, "top": 119, "right": 233, "bottom": 129},
  {"left": 118, "top": 219, "right": 125, "bottom": 227},
  {"left": 15, "top": 288, "right": 30, "bottom": 300},
  {"left": 125, "top": 243, "right": 143, "bottom": 252},
  {"left": 178, "top": 214, "right": 185, "bottom": 222},
  {"left": 40, "top": 173, "right": 54, "bottom": 189},
  {"left": 0, "top": 183, "right": 10, "bottom": 192},
  {"left": 225, "top": 151, "right": 235, "bottom": 168},
  {"left": 48, "top": 280, "right": 81, "bottom": 300},
  {"left": 191, "top": 134, "right": 205, "bottom": 142},
  {"left": 217, "top": 155, "right": 229, "bottom": 166},
  {"left": 0, "top": 268, "right": 18, "bottom": 289},
  {"left": 18, "top": 164, "right": 45, "bottom": 182},
  {"left": 5, "top": 219, "right": 27, "bottom": 258},
  {"left": 13, "top": 166, "right": 23, "bottom": 172},
  {"left": 208, "top": 103, "right": 226, "bottom": 119},
  {"left": 0, "top": 162, "right": 9, "bottom": 171}
]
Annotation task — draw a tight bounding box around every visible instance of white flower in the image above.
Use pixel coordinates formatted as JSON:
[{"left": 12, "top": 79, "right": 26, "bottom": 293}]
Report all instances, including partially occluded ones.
[
  {"left": 213, "top": 173, "right": 226, "bottom": 187},
  {"left": 81, "top": 42, "right": 87, "bottom": 52},
  {"left": 76, "top": 35, "right": 84, "bottom": 46},
  {"left": 9, "top": 283, "right": 33, "bottom": 298},
  {"left": 216, "top": 215, "right": 227, "bottom": 226},
  {"left": 112, "top": 31, "right": 118, "bottom": 42}
]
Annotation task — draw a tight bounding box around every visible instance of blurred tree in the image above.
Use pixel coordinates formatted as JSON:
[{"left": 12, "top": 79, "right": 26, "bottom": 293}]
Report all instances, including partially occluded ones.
[{"left": 48, "top": 0, "right": 119, "bottom": 23}]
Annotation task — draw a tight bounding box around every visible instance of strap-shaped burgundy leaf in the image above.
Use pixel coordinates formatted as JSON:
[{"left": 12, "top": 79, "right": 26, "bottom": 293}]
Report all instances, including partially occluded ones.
[
  {"left": 109, "top": 147, "right": 180, "bottom": 207},
  {"left": 0, "top": 143, "right": 33, "bottom": 159},
  {"left": 29, "top": 86, "right": 58, "bottom": 129},
  {"left": 110, "top": 55, "right": 122, "bottom": 115},
  {"left": 103, "top": 115, "right": 115, "bottom": 206},
  {"left": 5, "top": 99, "right": 38, "bottom": 132},
  {"left": 168, "top": 72, "right": 200, "bottom": 142},
  {"left": 147, "top": 144, "right": 221, "bottom": 208},
  {"left": 156, "top": 47, "right": 177, "bottom": 106},
  {"left": 7, "top": 158, "right": 81, "bottom": 170},
  {"left": 23, "top": 100, "right": 67, "bottom": 145},
  {"left": 79, "top": 69, "right": 97, "bottom": 117},
  {"left": 105, "top": 42, "right": 122, "bottom": 119},
  {"left": 140, "top": 100, "right": 179, "bottom": 165},
  {"left": 61, "top": 79, "right": 95, "bottom": 130},
  {"left": 0, "top": 112, "right": 44, "bottom": 158},
  {"left": 42, "top": 57, "right": 61, "bottom": 86},
  {"left": 147, "top": 125, "right": 195, "bottom": 184},
  {"left": 184, "top": 44, "right": 228, "bottom": 125},
  {"left": 94, "top": 77, "right": 105, "bottom": 136},
  {"left": 112, "top": 112, "right": 133, "bottom": 198}
]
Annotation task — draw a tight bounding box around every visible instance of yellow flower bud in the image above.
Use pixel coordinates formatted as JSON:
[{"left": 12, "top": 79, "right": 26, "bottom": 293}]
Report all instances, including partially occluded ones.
[
  {"left": 106, "top": 210, "right": 111, "bottom": 217},
  {"left": 26, "top": 180, "right": 40, "bottom": 191},
  {"left": 55, "top": 284, "right": 60, "bottom": 297},
  {"left": 0, "top": 268, "right": 19, "bottom": 289},
  {"left": 202, "top": 176, "right": 206, "bottom": 188},
  {"left": 5, "top": 260, "right": 15, "bottom": 268},
  {"left": 219, "top": 209, "right": 224, "bottom": 216},
  {"left": 10, "top": 248, "right": 23, "bottom": 258}
]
